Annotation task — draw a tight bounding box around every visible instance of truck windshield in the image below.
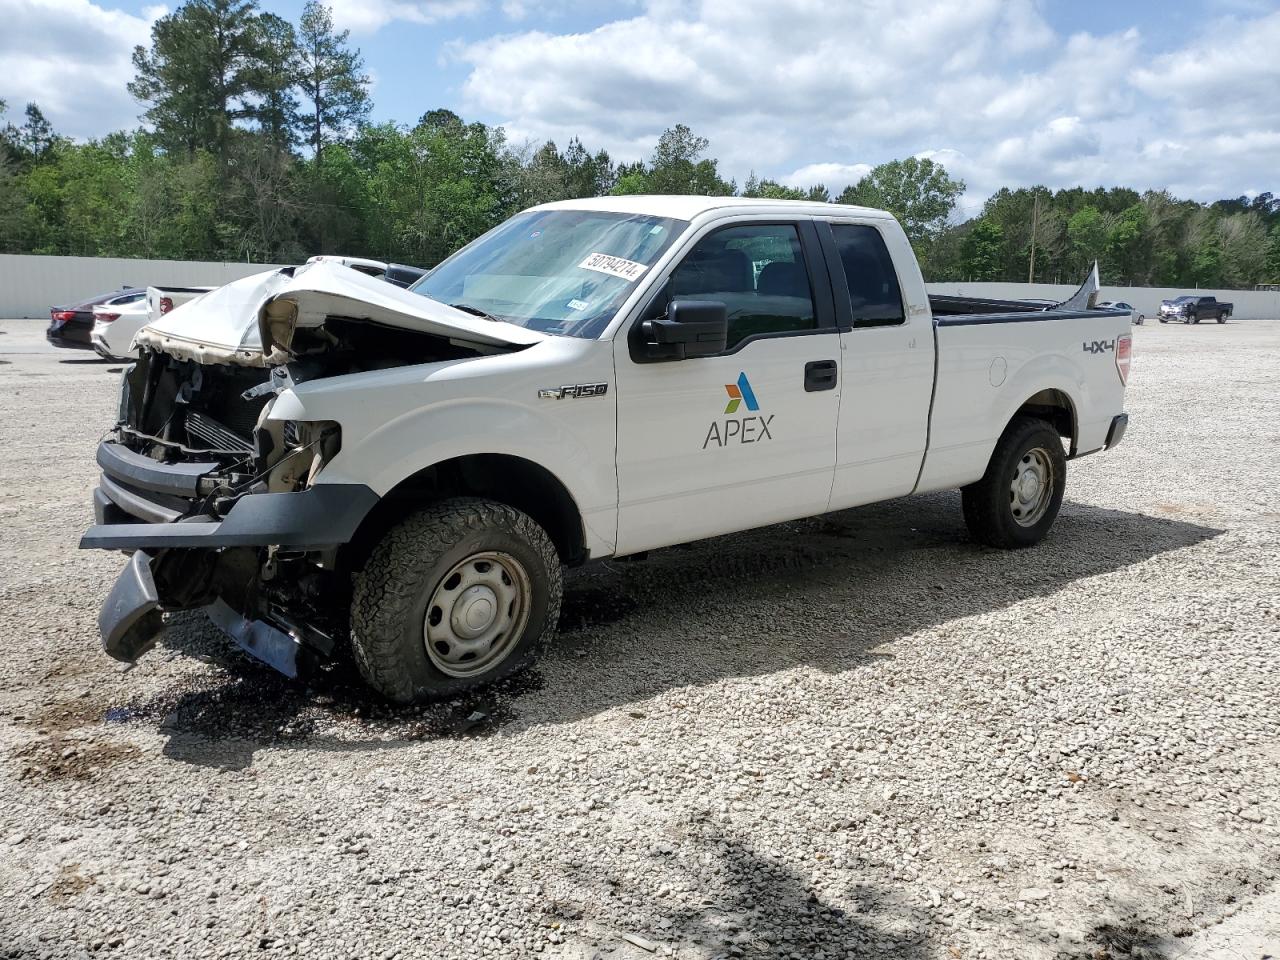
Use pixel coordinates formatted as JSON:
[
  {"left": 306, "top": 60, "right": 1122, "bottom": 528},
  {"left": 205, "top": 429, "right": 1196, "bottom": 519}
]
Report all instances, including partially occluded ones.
[{"left": 410, "top": 209, "right": 686, "bottom": 338}]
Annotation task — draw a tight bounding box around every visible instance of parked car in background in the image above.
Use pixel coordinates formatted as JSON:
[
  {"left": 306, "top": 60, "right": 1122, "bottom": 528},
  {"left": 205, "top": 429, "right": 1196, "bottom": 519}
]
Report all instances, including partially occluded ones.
[
  {"left": 47, "top": 287, "right": 144, "bottom": 351},
  {"left": 90, "top": 299, "right": 149, "bottom": 361},
  {"left": 306, "top": 255, "right": 427, "bottom": 288},
  {"left": 1159, "top": 295, "right": 1232, "bottom": 324},
  {"left": 1098, "top": 300, "right": 1144, "bottom": 325},
  {"left": 91, "top": 285, "right": 216, "bottom": 360}
]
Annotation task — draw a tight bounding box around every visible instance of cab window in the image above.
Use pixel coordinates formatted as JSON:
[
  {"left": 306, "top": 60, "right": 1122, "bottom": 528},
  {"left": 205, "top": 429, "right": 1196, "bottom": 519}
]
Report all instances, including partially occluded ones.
[
  {"left": 829, "top": 224, "right": 905, "bottom": 327},
  {"left": 668, "top": 223, "right": 816, "bottom": 350}
]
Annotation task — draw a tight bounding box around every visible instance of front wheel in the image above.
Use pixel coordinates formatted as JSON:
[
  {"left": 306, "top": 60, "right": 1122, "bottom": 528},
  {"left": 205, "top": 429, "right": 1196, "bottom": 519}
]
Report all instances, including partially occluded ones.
[
  {"left": 962, "top": 417, "right": 1066, "bottom": 549},
  {"left": 350, "top": 497, "right": 563, "bottom": 703},
  {"left": 1135, "top": 314, "right": 1144, "bottom": 325},
  {"left": 1159, "top": 317, "right": 1168, "bottom": 324}
]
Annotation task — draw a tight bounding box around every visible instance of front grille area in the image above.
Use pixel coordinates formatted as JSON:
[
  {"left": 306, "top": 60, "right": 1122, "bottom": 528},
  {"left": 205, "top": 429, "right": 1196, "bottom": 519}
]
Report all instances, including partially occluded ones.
[{"left": 185, "top": 410, "right": 254, "bottom": 454}]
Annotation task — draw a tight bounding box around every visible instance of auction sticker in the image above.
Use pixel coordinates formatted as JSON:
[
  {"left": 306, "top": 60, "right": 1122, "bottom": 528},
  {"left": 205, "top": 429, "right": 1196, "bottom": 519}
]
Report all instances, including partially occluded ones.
[{"left": 578, "top": 252, "right": 648, "bottom": 282}]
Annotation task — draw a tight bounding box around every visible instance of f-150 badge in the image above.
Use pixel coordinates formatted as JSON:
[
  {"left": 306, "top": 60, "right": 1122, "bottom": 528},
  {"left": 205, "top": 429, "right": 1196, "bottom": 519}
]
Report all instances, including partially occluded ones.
[{"left": 538, "top": 383, "right": 609, "bottom": 399}]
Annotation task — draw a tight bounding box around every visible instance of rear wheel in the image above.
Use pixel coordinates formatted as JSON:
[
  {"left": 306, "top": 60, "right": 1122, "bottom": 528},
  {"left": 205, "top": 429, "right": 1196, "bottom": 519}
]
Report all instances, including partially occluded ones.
[
  {"left": 1217, "top": 312, "right": 1227, "bottom": 324},
  {"left": 962, "top": 417, "right": 1066, "bottom": 549},
  {"left": 350, "top": 497, "right": 562, "bottom": 703},
  {"left": 1159, "top": 317, "right": 1168, "bottom": 324}
]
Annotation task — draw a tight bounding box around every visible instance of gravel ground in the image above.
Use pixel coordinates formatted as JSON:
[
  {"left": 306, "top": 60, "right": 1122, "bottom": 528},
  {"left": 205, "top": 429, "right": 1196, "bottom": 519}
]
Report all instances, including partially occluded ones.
[{"left": 0, "top": 318, "right": 1277, "bottom": 960}]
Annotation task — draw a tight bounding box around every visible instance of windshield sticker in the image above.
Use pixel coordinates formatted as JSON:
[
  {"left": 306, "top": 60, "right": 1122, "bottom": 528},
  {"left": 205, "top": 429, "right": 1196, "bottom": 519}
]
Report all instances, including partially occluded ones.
[
  {"left": 567, "top": 298, "right": 589, "bottom": 311},
  {"left": 578, "top": 252, "right": 648, "bottom": 282}
]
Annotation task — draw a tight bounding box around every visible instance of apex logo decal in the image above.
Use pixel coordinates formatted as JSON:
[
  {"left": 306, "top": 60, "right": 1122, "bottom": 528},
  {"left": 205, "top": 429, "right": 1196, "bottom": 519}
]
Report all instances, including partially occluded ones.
[
  {"left": 1083, "top": 339, "right": 1116, "bottom": 354},
  {"left": 704, "top": 371, "right": 774, "bottom": 449},
  {"left": 723, "top": 372, "right": 759, "bottom": 414}
]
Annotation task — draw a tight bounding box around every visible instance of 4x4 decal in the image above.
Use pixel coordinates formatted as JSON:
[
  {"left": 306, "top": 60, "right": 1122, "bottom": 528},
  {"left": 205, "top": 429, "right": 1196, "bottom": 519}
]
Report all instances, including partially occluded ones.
[{"left": 705, "top": 372, "right": 774, "bottom": 449}]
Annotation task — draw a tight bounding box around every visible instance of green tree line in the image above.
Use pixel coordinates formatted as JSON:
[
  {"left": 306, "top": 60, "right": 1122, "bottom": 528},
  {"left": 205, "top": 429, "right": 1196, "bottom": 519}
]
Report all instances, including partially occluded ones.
[{"left": 1, "top": 0, "right": 1277, "bottom": 287}]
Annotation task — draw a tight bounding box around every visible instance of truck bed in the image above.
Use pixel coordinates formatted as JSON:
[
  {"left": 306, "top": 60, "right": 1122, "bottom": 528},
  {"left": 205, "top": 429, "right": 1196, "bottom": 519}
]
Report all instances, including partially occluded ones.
[{"left": 928, "top": 293, "right": 1127, "bottom": 326}]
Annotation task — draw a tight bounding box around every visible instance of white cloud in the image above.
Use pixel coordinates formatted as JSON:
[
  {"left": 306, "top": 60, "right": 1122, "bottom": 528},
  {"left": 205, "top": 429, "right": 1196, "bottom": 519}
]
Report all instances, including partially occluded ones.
[
  {"left": 457, "top": 0, "right": 1279, "bottom": 203},
  {"left": 0, "top": 0, "right": 159, "bottom": 138},
  {"left": 779, "top": 162, "right": 872, "bottom": 194},
  {"left": 328, "top": 0, "right": 481, "bottom": 34}
]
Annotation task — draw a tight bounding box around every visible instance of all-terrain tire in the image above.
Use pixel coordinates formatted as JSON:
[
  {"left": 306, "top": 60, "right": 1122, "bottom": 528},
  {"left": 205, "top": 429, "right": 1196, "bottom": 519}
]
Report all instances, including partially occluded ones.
[
  {"left": 962, "top": 417, "right": 1066, "bottom": 549},
  {"left": 350, "top": 497, "right": 562, "bottom": 703}
]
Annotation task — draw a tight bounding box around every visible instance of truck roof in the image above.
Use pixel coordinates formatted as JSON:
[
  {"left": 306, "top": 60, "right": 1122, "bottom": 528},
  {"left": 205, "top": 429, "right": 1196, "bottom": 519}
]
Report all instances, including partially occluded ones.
[{"left": 531, "top": 194, "right": 893, "bottom": 222}]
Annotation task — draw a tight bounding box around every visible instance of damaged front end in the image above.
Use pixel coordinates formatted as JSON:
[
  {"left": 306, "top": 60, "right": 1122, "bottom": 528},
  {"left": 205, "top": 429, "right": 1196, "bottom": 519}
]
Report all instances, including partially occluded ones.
[
  {"left": 81, "top": 262, "right": 544, "bottom": 678},
  {"left": 85, "top": 346, "right": 375, "bottom": 677}
]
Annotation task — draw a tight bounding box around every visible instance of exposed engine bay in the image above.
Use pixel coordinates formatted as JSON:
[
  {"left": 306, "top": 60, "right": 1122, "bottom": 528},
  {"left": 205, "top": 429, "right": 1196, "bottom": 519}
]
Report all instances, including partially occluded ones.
[{"left": 115, "top": 318, "right": 482, "bottom": 517}]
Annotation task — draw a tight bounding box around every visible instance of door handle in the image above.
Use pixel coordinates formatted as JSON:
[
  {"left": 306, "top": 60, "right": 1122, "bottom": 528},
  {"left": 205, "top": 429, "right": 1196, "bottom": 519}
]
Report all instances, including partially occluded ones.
[{"left": 804, "top": 360, "right": 837, "bottom": 392}]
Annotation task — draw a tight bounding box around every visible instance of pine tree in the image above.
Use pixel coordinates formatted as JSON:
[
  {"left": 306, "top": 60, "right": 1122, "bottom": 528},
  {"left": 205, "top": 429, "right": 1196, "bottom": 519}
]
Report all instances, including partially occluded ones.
[
  {"left": 129, "top": 0, "right": 263, "bottom": 156},
  {"left": 247, "top": 12, "right": 302, "bottom": 149},
  {"left": 297, "top": 1, "right": 371, "bottom": 159}
]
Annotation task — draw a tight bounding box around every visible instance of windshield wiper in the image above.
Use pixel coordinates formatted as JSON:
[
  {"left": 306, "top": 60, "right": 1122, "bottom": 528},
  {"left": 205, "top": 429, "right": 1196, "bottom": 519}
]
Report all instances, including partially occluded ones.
[{"left": 449, "top": 302, "right": 502, "bottom": 323}]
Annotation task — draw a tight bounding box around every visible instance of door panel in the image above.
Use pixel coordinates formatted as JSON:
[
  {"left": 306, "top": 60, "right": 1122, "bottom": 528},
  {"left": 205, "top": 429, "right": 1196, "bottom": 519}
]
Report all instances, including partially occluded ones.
[
  {"left": 613, "top": 219, "right": 840, "bottom": 555},
  {"left": 832, "top": 326, "right": 933, "bottom": 507},
  {"left": 614, "top": 333, "right": 841, "bottom": 554},
  {"left": 821, "top": 221, "right": 933, "bottom": 509}
]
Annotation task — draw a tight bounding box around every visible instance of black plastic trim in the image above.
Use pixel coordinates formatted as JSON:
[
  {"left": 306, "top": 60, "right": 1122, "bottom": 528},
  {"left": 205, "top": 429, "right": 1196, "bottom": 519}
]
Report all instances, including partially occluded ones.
[
  {"left": 804, "top": 359, "right": 838, "bottom": 392},
  {"left": 97, "top": 441, "right": 218, "bottom": 497},
  {"left": 98, "top": 550, "right": 164, "bottom": 662},
  {"left": 98, "top": 475, "right": 182, "bottom": 524},
  {"left": 814, "top": 222, "right": 854, "bottom": 331},
  {"left": 80, "top": 483, "right": 380, "bottom": 550},
  {"left": 1106, "top": 413, "right": 1129, "bottom": 449},
  {"left": 796, "top": 220, "right": 838, "bottom": 332},
  {"left": 936, "top": 308, "right": 1130, "bottom": 327},
  {"left": 206, "top": 598, "right": 306, "bottom": 679}
]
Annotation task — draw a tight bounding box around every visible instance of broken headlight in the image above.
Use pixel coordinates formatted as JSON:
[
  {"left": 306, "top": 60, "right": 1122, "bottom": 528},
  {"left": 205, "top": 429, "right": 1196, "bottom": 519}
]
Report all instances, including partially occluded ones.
[{"left": 254, "top": 418, "right": 341, "bottom": 492}]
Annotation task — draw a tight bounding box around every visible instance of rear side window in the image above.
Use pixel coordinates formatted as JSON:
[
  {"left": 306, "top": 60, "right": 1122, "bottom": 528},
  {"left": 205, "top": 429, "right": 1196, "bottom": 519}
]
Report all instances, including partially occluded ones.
[{"left": 829, "top": 224, "right": 905, "bottom": 327}]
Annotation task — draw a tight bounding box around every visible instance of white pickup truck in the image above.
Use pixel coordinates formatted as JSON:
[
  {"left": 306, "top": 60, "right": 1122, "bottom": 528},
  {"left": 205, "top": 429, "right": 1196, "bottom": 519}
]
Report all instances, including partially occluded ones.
[{"left": 82, "top": 196, "right": 1131, "bottom": 702}]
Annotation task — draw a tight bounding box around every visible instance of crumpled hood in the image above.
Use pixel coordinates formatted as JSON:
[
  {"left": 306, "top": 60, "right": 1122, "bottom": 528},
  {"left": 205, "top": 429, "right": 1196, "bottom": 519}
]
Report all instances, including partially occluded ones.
[{"left": 133, "top": 262, "right": 547, "bottom": 366}]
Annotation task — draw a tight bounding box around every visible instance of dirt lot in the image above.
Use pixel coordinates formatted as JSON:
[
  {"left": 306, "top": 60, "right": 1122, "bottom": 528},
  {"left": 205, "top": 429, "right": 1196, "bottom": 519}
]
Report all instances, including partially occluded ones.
[{"left": 0, "top": 318, "right": 1277, "bottom": 960}]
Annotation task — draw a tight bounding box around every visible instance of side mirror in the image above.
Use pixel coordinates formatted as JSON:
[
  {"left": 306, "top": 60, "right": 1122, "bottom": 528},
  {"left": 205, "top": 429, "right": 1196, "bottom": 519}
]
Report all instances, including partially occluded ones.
[{"left": 640, "top": 299, "right": 728, "bottom": 361}]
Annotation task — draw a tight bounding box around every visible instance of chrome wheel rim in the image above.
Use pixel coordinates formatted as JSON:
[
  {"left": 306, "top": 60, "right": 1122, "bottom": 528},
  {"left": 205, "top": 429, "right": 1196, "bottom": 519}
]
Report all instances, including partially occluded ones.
[
  {"left": 1009, "top": 447, "right": 1054, "bottom": 527},
  {"left": 423, "top": 551, "right": 531, "bottom": 678}
]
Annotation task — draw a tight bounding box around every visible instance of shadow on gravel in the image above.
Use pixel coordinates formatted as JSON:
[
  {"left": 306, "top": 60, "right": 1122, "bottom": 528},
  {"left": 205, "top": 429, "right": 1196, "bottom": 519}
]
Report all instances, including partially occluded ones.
[
  {"left": 644, "top": 835, "right": 933, "bottom": 958},
  {"left": 107, "top": 491, "right": 1222, "bottom": 769}
]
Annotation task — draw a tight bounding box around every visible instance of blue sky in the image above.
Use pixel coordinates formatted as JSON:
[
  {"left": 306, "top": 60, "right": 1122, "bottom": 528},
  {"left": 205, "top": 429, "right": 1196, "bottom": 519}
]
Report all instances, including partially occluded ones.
[{"left": 4, "top": 0, "right": 1278, "bottom": 210}]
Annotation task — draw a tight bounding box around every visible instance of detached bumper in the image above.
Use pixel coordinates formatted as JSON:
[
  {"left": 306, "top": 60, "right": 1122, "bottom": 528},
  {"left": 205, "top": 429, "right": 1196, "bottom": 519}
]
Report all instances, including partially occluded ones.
[
  {"left": 99, "top": 550, "right": 165, "bottom": 662},
  {"left": 98, "top": 552, "right": 316, "bottom": 676}
]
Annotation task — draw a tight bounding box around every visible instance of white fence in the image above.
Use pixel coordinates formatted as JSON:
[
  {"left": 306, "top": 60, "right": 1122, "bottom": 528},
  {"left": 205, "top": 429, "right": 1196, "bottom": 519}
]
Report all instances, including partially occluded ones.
[
  {"left": 0, "top": 254, "right": 287, "bottom": 319},
  {"left": 2, "top": 253, "right": 1277, "bottom": 321},
  {"left": 925, "top": 281, "right": 1280, "bottom": 321}
]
